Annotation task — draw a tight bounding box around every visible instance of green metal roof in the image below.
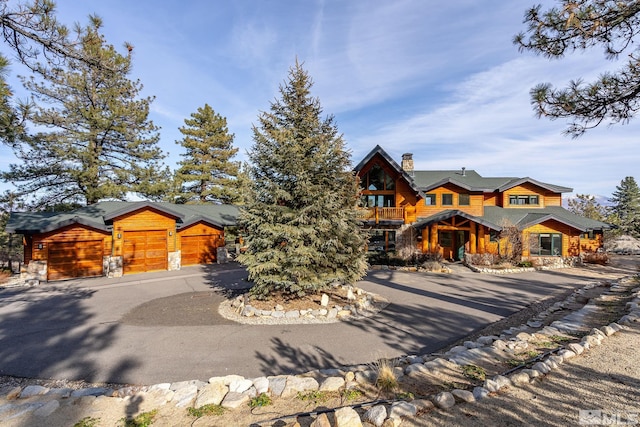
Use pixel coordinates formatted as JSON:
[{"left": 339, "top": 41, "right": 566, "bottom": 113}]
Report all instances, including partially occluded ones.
[
  {"left": 482, "top": 206, "right": 612, "bottom": 232},
  {"left": 355, "top": 146, "right": 573, "bottom": 194},
  {"left": 6, "top": 201, "right": 240, "bottom": 234},
  {"left": 413, "top": 210, "right": 502, "bottom": 231},
  {"left": 412, "top": 206, "right": 612, "bottom": 233}
]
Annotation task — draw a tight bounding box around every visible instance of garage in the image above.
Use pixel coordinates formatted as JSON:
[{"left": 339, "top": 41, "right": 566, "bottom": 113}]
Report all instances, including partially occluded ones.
[
  {"left": 123, "top": 230, "right": 168, "bottom": 274},
  {"left": 181, "top": 234, "right": 221, "bottom": 266},
  {"left": 47, "top": 240, "right": 104, "bottom": 281}
]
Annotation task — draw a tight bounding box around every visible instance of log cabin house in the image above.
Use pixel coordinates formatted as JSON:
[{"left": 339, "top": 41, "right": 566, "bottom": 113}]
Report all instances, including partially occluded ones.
[
  {"left": 355, "top": 145, "right": 611, "bottom": 262},
  {"left": 6, "top": 201, "right": 239, "bottom": 282}
]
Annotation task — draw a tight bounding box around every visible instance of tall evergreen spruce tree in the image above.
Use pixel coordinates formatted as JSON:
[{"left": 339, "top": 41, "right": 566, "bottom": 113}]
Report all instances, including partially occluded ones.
[
  {"left": 2, "top": 17, "right": 169, "bottom": 208},
  {"left": 610, "top": 176, "right": 640, "bottom": 237},
  {"left": 174, "top": 104, "right": 240, "bottom": 204},
  {"left": 238, "top": 62, "right": 367, "bottom": 299}
]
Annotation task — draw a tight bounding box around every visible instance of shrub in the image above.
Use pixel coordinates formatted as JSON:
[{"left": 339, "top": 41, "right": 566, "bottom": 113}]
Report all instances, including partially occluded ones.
[
  {"left": 249, "top": 393, "right": 272, "bottom": 408},
  {"left": 465, "top": 253, "right": 500, "bottom": 266},
  {"left": 120, "top": 410, "right": 157, "bottom": 427},
  {"left": 582, "top": 252, "right": 610, "bottom": 265}
]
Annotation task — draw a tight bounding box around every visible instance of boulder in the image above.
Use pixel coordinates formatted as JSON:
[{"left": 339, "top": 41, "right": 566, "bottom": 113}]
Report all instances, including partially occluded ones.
[
  {"left": 334, "top": 406, "right": 363, "bottom": 427},
  {"left": 434, "top": 391, "right": 455, "bottom": 409},
  {"left": 389, "top": 401, "right": 417, "bottom": 418},
  {"left": 220, "top": 391, "right": 249, "bottom": 409},
  {"left": 363, "top": 405, "right": 387, "bottom": 427},
  {"left": 451, "top": 389, "right": 475, "bottom": 403},
  {"left": 194, "top": 381, "right": 228, "bottom": 407}
]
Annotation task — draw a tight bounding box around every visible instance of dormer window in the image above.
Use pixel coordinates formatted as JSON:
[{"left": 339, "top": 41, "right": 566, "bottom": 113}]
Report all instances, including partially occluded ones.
[
  {"left": 509, "top": 195, "right": 539, "bottom": 205},
  {"left": 363, "top": 164, "right": 395, "bottom": 191}
]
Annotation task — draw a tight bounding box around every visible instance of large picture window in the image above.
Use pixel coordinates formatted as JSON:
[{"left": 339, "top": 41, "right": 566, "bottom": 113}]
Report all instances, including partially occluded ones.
[
  {"left": 362, "top": 164, "right": 395, "bottom": 191},
  {"left": 530, "top": 233, "right": 562, "bottom": 256}
]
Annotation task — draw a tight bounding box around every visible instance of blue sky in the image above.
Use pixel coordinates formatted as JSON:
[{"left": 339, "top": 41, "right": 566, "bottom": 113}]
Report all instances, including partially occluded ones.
[{"left": 1, "top": 0, "right": 638, "bottom": 200}]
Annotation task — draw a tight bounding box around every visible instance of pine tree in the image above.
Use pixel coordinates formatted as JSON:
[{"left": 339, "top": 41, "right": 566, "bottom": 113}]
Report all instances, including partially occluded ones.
[
  {"left": 2, "top": 17, "right": 169, "bottom": 208},
  {"left": 0, "top": 1, "right": 123, "bottom": 145},
  {"left": 238, "top": 61, "right": 368, "bottom": 299},
  {"left": 610, "top": 176, "right": 640, "bottom": 237},
  {"left": 567, "top": 194, "right": 608, "bottom": 221},
  {"left": 174, "top": 104, "right": 240, "bottom": 204},
  {"left": 515, "top": 1, "right": 640, "bottom": 137}
]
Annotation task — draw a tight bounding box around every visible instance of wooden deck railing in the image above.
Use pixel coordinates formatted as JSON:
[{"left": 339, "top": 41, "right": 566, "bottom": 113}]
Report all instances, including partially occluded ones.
[{"left": 357, "top": 207, "right": 404, "bottom": 223}]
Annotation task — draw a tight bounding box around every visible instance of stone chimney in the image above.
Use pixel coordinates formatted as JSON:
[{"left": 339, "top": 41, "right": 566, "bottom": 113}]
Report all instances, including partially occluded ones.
[{"left": 401, "top": 153, "right": 414, "bottom": 174}]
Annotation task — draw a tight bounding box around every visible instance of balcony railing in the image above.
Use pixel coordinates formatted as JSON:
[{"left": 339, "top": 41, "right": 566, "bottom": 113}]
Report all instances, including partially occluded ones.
[{"left": 357, "top": 207, "right": 404, "bottom": 223}]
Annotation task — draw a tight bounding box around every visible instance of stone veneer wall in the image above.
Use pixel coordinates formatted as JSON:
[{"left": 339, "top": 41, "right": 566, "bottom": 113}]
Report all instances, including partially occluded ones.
[
  {"left": 21, "top": 260, "right": 47, "bottom": 285},
  {"left": 395, "top": 224, "right": 419, "bottom": 259},
  {"left": 104, "top": 256, "right": 123, "bottom": 278},
  {"left": 217, "top": 247, "right": 229, "bottom": 264},
  {"left": 168, "top": 251, "right": 181, "bottom": 271}
]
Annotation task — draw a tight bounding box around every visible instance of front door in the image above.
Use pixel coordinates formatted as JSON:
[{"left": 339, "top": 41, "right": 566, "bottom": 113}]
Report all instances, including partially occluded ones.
[{"left": 455, "top": 231, "right": 466, "bottom": 261}]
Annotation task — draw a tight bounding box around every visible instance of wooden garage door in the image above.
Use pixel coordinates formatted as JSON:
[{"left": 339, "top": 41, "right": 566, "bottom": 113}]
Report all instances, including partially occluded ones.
[
  {"left": 48, "top": 240, "right": 104, "bottom": 281},
  {"left": 123, "top": 230, "right": 167, "bottom": 274},
  {"left": 181, "top": 235, "right": 219, "bottom": 266}
]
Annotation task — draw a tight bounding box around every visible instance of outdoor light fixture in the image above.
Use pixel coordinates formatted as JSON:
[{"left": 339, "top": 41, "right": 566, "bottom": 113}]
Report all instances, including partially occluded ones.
[
  {"left": 37, "top": 243, "right": 43, "bottom": 249},
  {"left": 169, "top": 231, "right": 173, "bottom": 236},
  {"left": 117, "top": 233, "right": 122, "bottom": 239}
]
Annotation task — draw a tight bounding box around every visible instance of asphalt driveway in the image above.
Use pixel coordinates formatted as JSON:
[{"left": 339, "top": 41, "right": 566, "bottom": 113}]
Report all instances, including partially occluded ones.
[{"left": 0, "top": 263, "right": 606, "bottom": 385}]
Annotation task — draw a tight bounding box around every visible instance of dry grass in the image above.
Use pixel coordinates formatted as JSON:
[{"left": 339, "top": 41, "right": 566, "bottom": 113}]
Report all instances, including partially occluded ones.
[
  {"left": 371, "top": 358, "right": 398, "bottom": 393},
  {"left": 0, "top": 269, "right": 11, "bottom": 285}
]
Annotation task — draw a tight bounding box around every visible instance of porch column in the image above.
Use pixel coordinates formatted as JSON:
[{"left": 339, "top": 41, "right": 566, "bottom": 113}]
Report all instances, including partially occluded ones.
[
  {"left": 421, "top": 228, "right": 429, "bottom": 253},
  {"left": 430, "top": 224, "right": 438, "bottom": 254},
  {"left": 478, "top": 227, "right": 485, "bottom": 253},
  {"left": 470, "top": 222, "right": 477, "bottom": 254}
]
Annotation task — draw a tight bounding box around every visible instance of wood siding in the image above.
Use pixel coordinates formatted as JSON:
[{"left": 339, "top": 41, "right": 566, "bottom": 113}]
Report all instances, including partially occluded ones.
[
  {"left": 502, "top": 183, "right": 563, "bottom": 208},
  {"left": 31, "top": 224, "right": 110, "bottom": 262},
  {"left": 416, "top": 184, "right": 484, "bottom": 218},
  {"left": 112, "top": 208, "right": 176, "bottom": 257},
  {"left": 396, "top": 179, "right": 418, "bottom": 223},
  {"left": 580, "top": 233, "right": 604, "bottom": 253},
  {"left": 522, "top": 220, "right": 581, "bottom": 258},
  {"left": 178, "top": 222, "right": 224, "bottom": 266}
]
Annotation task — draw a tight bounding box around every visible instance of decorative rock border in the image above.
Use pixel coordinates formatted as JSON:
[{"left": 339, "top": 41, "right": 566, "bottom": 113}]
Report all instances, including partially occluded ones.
[
  {"left": 1, "top": 276, "right": 638, "bottom": 426},
  {"left": 218, "top": 284, "right": 390, "bottom": 324},
  {"left": 465, "top": 263, "right": 576, "bottom": 274}
]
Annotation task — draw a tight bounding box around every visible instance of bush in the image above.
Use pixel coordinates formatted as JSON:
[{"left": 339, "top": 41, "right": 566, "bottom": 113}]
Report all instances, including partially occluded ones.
[
  {"left": 465, "top": 253, "right": 501, "bottom": 266},
  {"left": 582, "top": 252, "right": 609, "bottom": 265}
]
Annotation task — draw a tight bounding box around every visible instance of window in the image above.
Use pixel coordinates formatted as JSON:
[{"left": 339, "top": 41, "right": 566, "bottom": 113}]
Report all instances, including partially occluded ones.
[
  {"left": 363, "top": 164, "right": 395, "bottom": 191},
  {"left": 425, "top": 194, "right": 436, "bottom": 206},
  {"left": 530, "top": 233, "right": 562, "bottom": 256},
  {"left": 439, "top": 231, "right": 453, "bottom": 247},
  {"left": 368, "top": 230, "right": 396, "bottom": 252},
  {"left": 458, "top": 193, "right": 470, "bottom": 206},
  {"left": 361, "top": 195, "right": 395, "bottom": 208},
  {"left": 489, "top": 230, "right": 500, "bottom": 242},
  {"left": 442, "top": 194, "right": 453, "bottom": 206},
  {"left": 509, "top": 195, "right": 539, "bottom": 205}
]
